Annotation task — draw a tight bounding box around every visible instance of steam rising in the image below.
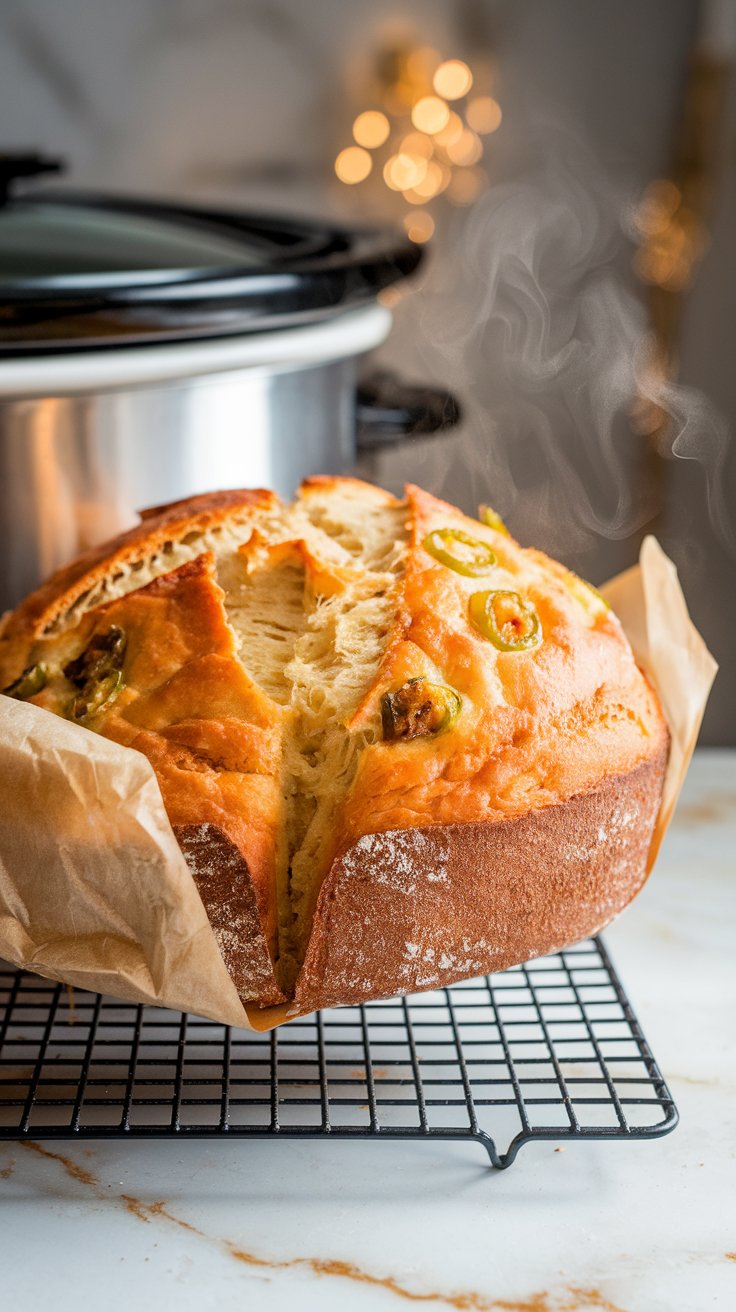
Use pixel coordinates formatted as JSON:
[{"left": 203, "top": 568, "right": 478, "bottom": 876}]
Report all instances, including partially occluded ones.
[{"left": 388, "top": 132, "right": 733, "bottom": 564}]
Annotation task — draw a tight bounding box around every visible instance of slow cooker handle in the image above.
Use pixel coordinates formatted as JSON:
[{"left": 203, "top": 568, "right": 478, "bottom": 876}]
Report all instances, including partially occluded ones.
[
  {"left": 0, "top": 152, "right": 63, "bottom": 206},
  {"left": 356, "top": 369, "right": 461, "bottom": 450}
]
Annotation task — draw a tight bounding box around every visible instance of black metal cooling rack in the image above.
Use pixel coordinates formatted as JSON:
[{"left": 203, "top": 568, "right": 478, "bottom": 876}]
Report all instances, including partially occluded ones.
[{"left": 0, "top": 936, "right": 677, "bottom": 1168}]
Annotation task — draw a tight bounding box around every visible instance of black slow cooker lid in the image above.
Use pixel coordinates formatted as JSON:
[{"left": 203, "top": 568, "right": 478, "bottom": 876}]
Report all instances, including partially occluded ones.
[{"left": 0, "top": 153, "right": 422, "bottom": 353}]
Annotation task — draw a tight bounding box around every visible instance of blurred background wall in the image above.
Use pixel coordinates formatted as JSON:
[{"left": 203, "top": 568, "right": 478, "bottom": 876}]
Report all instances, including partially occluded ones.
[{"left": 1, "top": 0, "right": 734, "bottom": 740}]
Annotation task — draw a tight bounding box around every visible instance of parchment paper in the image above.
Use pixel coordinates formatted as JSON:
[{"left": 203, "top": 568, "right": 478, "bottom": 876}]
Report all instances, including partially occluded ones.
[
  {"left": 600, "top": 536, "right": 717, "bottom": 869},
  {"left": 0, "top": 536, "right": 717, "bottom": 1029},
  {"left": 0, "top": 696, "right": 251, "bottom": 1027}
]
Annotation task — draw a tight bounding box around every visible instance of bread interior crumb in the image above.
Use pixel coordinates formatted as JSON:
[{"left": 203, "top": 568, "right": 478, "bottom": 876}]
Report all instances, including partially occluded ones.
[{"left": 222, "top": 485, "right": 408, "bottom": 991}]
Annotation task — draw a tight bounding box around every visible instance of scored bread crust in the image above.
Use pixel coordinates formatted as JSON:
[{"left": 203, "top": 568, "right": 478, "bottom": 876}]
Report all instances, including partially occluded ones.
[
  {"left": 293, "top": 748, "right": 667, "bottom": 1014},
  {"left": 0, "top": 479, "right": 669, "bottom": 1016},
  {"left": 0, "top": 488, "right": 277, "bottom": 666}
]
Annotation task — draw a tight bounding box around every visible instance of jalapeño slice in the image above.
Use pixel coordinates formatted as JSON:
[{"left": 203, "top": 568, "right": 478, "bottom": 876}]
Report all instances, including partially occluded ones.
[
  {"left": 2, "top": 663, "right": 48, "bottom": 700},
  {"left": 479, "top": 505, "right": 509, "bottom": 536},
  {"left": 469, "top": 589, "right": 542, "bottom": 653},
  {"left": 423, "top": 527, "right": 496, "bottom": 577}
]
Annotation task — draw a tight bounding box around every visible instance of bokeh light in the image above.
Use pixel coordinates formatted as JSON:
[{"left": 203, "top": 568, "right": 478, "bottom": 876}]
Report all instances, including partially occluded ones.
[
  {"left": 635, "top": 180, "right": 682, "bottom": 237},
  {"left": 352, "top": 110, "right": 390, "bottom": 149},
  {"left": 433, "top": 59, "right": 473, "bottom": 100},
  {"left": 383, "top": 152, "right": 429, "bottom": 192},
  {"left": 466, "top": 95, "right": 502, "bottom": 134},
  {"left": 633, "top": 179, "right": 705, "bottom": 293},
  {"left": 399, "top": 131, "right": 434, "bottom": 159},
  {"left": 445, "top": 128, "right": 483, "bottom": 166},
  {"left": 403, "top": 160, "right": 450, "bottom": 202},
  {"left": 334, "top": 46, "right": 500, "bottom": 221},
  {"left": 432, "top": 110, "right": 465, "bottom": 150},
  {"left": 334, "top": 146, "right": 373, "bottom": 184},
  {"left": 403, "top": 210, "right": 435, "bottom": 243},
  {"left": 411, "top": 95, "right": 451, "bottom": 135}
]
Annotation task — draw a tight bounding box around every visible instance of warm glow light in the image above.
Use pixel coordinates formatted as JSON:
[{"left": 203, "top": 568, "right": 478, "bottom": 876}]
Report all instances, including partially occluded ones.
[
  {"left": 403, "top": 210, "right": 435, "bottom": 243},
  {"left": 352, "top": 110, "right": 390, "bottom": 149},
  {"left": 446, "top": 128, "right": 483, "bottom": 166},
  {"left": 335, "top": 146, "right": 373, "bottom": 184},
  {"left": 403, "top": 160, "right": 449, "bottom": 202},
  {"left": 411, "top": 95, "right": 450, "bottom": 135},
  {"left": 635, "top": 249, "right": 671, "bottom": 286},
  {"left": 399, "top": 131, "right": 434, "bottom": 159},
  {"left": 432, "top": 110, "right": 464, "bottom": 150},
  {"left": 646, "top": 179, "right": 681, "bottom": 213},
  {"left": 447, "top": 167, "right": 488, "bottom": 206},
  {"left": 342, "top": 49, "right": 498, "bottom": 211},
  {"left": 634, "top": 234, "right": 699, "bottom": 292},
  {"left": 377, "top": 286, "right": 403, "bottom": 309},
  {"left": 383, "top": 152, "right": 429, "bottom": 192},
  {"left": 406, "top": 46, "right": 440, "bottom": 83},
  {"left": 633, "top": 179, "right": 705, "bottom": 292},
  {"left": 384, "top": 80, "right": 415, "bottom": 114},
  {"left": 634, "top": 179, "right": 682, "bottom": 237},
  {"left": 433, "top": 59, "right": 473, "bottom": 100},
  {"left": 466, "top": 95, "right": 502, "bottom": 134}
]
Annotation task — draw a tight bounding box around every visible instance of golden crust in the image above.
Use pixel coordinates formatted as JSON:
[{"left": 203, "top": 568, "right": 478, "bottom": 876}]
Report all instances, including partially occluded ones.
[
  {"left": 291, "top": 746, "right": 667, "bottom": 1013},
  {"left": 298, "top": 474, "right": 401, "bottom": 506},
  {"left": 8, "top": 551, "right": 286, "bottom": 989},
  {"left": 176, "top": 824, "right": 283, "bottom": 1006},
  {"left": 339, "top": 483, "right": 666, "bottom": 834},
  {"left": 0, "top": 488, "right": 277, "bottom": 684}
]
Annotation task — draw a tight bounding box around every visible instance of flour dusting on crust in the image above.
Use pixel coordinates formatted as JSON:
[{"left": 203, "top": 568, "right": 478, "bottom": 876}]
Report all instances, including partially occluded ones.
[
  {"left": 176, "top": 823, "right": 283, "bottom": 1004},
  {"left": 343, "top": 829, "right": 450, "bottom": 894}
]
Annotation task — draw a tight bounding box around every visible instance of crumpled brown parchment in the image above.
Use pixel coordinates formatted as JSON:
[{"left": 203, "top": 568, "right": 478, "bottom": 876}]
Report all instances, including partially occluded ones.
[
  {"left": 600, "top": 536, "right": 717, "bottom": 869},
  {"left": 0, "top": 536, "right": 718, "bottom": 1029}
]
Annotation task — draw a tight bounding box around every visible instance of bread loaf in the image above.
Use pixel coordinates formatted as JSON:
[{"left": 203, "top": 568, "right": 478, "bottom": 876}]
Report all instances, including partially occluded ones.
[{"left": 0, "top": 478, "right": 668, "bottom": 1012}]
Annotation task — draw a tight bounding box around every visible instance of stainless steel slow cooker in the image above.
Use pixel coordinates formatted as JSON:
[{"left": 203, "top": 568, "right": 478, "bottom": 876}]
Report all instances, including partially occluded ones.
[{"left": 0, "top": 155, "right": 459, "bottom": 610}]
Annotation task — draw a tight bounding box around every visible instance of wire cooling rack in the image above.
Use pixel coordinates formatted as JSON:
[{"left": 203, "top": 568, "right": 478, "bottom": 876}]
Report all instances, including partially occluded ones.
[{"left": 0, "top": 936, "right": 676, "bottom": 1168}]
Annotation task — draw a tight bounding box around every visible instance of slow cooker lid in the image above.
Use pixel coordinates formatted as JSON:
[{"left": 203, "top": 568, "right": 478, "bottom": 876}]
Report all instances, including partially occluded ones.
[{"left": 0, "top": 154, "right": 422, "bottom": 352}]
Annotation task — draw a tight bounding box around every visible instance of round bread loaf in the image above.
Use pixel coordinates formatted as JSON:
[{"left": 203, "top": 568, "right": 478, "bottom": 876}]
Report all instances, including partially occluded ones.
[{"left": 0, "top": 478, "right": 668, "bottom": 1011}]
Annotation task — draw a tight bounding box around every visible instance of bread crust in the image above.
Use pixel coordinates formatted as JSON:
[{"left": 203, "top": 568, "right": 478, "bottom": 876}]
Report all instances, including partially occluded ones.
[
  {"left": 0, "top": 488, "right": 277, "bottom": 683},
  {"left": 291, "top": 743, "right": 667, "bottom": 1013},
  {"left": 175, "top": 825, "right": 284, "bottom": 1006},
  {"left": 0, "top": 521, "right": 289, "bottom": 1000}
]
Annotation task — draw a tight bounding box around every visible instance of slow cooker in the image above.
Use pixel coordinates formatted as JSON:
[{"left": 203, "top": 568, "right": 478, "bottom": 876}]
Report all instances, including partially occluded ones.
[{"left": 0, "top": 154, "right": 459, "bottom": 610}]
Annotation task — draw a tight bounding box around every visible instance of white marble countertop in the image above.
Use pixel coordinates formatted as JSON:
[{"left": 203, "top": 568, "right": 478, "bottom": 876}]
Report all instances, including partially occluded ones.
[{"left": 2, "top": 749, "right": 734, "bottom": 1312}]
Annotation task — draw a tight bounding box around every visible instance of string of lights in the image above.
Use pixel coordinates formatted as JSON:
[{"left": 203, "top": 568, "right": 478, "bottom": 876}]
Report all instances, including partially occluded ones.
[{"left": 334, "top": 46, "right": 502, "bottom": 243}]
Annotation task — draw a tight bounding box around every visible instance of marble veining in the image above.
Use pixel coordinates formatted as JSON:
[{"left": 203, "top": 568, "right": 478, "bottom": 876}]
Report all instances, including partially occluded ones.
[{"left": 9, "top": 1143, "right": 631, "bottom": 1312}]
